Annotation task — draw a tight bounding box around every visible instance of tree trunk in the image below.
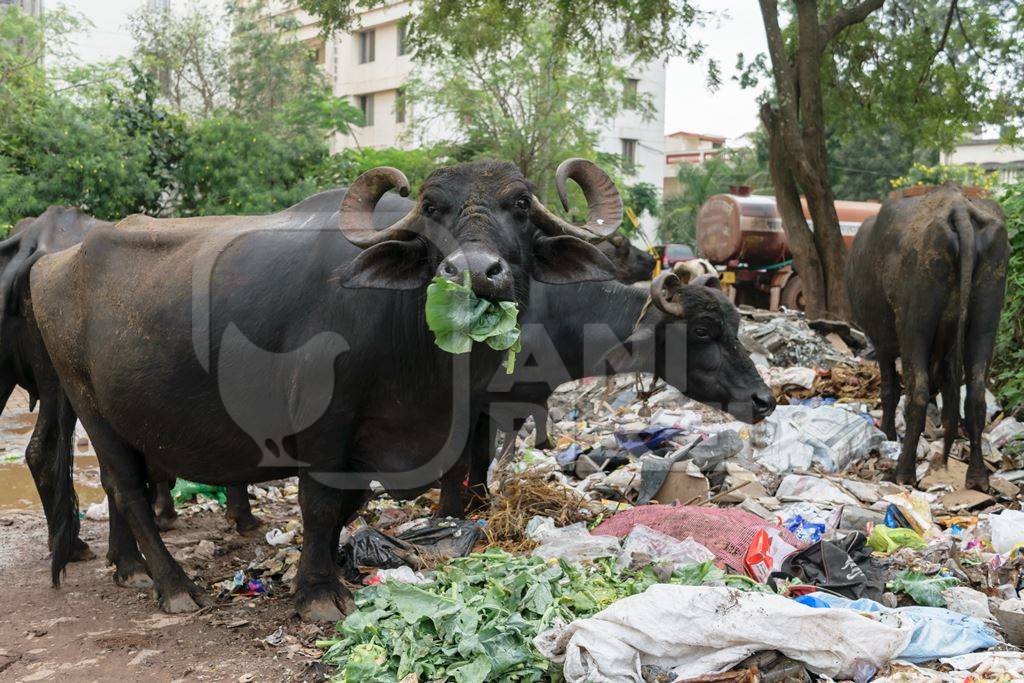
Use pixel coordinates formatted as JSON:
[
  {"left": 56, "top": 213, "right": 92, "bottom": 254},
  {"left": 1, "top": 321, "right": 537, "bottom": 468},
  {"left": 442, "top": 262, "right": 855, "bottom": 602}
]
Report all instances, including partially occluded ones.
[
  {"left": 761, "top": 104, "right": 828, "bottom": 321},
  {"left": 756, "top": 0, "right": 883, "bottom": 323}
]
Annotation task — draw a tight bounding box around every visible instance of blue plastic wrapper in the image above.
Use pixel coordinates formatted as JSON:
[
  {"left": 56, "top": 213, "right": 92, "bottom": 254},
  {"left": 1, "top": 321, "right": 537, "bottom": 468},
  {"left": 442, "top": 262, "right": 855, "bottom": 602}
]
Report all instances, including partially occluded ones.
[
  {"left": 795, "top": 592, "right": 1001, "bottom": 662},
  {"left": 614, "top": 426, "right": 683, "bottom": 455},
  {"left": 784, "top": 515, "right": 827, "bottom": 544}
]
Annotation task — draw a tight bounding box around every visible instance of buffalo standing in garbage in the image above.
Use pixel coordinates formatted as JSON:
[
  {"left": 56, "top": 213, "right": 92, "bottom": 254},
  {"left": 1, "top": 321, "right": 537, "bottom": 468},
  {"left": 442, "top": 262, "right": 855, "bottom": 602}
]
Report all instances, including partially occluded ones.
[
  {"left": 29, "top": 158, "right": 624, "bottom": 620},
  {"left": 847, "top": 184, "right": 1008, "bottom": 489}
]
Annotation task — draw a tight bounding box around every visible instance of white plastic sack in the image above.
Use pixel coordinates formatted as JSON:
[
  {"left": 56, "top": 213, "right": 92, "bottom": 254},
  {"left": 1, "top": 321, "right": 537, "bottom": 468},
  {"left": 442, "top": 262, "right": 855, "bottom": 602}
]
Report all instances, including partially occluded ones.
[
  {"left": 614, "top": 524, "right": 715, "bottom": 571},
  {"left": 535, "top": 585, "right": 913, "bottom": 683},
  {"left": 527, "top": 516, "right": 620, "bottom": 562},
  {"left": 748, "top": 405, "right": 884, "bottom": 473},
  {"left": 989, "top": 509, "right": 1024, "bottom": 555},
  {"left": 84, "top": 496, "right": 109, "bottom": 521},
  {"left": 775, "top": 474, "right": 860, "bottom": 506}
]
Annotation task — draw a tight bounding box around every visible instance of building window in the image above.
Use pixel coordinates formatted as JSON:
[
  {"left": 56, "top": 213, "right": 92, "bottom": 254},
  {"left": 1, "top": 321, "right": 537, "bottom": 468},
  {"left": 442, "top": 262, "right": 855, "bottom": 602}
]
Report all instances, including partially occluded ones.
[
  {"left": 397, "top": 21, "right": 408, "bottom": 56},
  {"left": 624, "top": 78, "right": 639, "bottom": 99},
  {"left": 306, "top": 38, "right": 325, "bottom": 65},
  {"left": 621, "top": 138, "right": 637, "bottom": 168},
  {"left": 358, "top": 30, "right": 375, "bottom": 64},
  {"left": 395, "top": 88, "right": 406, "bottom": 124},
  {"left": 357, "top": 94, "right": 374, "bottom": 126}
]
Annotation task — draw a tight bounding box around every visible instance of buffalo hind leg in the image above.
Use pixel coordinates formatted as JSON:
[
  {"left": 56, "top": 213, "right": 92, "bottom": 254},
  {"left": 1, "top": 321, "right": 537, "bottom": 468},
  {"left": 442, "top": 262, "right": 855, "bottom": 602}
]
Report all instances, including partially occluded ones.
[
  {"left": 150, "top": 479, "right": 178, "bottom": 531},
  {"left": 87, "top": 419, "right": 208, "bottom": 613},
  {"left": 532, "top": 406, "right": 551, "bottom": 450},
  {"left": 963, "top": 278, "right": 1004, "bottom": 491},
  {"left": 26, "top": 391, "right": 94, "bottom": 563},
  {"left": 102, "top": 463, "right": 152, "bottom": 589},
  {"left": 939, "top": 361, "right": 961, "bottom": 465},
  {"left": 876, "top": 351, "right": 900, "bottom": 442},
  {"left": 225, "top": 484, "right": 260, "bottom": 533},
  {"left": 293, "top": 473, "right": 366, "bottom": 621}
]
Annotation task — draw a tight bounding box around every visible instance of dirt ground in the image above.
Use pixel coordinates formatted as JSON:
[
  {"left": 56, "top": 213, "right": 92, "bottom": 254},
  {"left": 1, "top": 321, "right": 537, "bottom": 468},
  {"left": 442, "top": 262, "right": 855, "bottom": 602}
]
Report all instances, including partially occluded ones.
[{"left": 0, "top": 391, "right": 333, "bottom": 683}]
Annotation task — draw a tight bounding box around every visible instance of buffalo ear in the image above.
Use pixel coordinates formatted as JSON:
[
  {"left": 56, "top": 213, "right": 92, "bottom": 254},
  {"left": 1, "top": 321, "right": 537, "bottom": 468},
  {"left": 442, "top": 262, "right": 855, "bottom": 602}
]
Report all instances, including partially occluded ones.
[
  {"left": 531, "top": 234, "right": 616, "bottom": 284},
  {"left": 337, "top": 239, "right": 431, "bottom": 289}
]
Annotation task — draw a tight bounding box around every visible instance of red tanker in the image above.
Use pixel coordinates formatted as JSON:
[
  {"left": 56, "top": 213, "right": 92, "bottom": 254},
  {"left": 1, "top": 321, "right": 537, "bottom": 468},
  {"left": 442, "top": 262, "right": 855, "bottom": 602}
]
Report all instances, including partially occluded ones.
[{"left": 694, "top": 187, "right": 881, "bottom": 310}]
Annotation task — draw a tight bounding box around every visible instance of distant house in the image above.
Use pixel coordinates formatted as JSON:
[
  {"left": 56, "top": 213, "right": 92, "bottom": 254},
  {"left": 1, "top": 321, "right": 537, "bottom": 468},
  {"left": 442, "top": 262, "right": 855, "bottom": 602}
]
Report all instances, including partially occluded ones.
[
  {"left": 942, "top": 136, "right": 1024, "bottom": 184},
  {"left": 663, "top": 130, "right": 725, "bottom": 199},
  {"left": 0, "top": 0, "right": 43, "bottom": 17}
]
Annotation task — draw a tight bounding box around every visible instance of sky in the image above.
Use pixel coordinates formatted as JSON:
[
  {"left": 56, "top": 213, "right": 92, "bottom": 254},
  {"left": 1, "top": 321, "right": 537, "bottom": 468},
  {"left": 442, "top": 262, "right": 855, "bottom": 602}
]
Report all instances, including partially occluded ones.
[{"left": 62, "top": 0, "right": 767, "bottom": 144}]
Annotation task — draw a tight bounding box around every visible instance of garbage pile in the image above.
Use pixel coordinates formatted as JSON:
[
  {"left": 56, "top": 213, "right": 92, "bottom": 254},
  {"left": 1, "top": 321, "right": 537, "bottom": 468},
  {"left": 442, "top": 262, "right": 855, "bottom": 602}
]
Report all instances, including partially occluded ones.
[{"left": 160, "top": 306, "right": 1023, "bottom": 682}]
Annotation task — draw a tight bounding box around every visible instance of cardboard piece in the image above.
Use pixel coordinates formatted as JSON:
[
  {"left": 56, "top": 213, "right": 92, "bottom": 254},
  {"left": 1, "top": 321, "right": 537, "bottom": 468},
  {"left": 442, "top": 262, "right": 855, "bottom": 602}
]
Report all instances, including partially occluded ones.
[
  {"left": 654, "top": 460, "right": 710, "bottom": 505},
  {"left": 939, "top": 489, "right": 994, "bottom": 512}
]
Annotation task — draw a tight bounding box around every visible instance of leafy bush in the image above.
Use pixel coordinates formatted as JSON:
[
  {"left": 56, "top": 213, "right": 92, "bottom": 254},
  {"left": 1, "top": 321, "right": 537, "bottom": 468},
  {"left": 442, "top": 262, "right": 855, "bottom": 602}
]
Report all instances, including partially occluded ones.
[
  {"left": 891, "top": 163, "right": 1000, "bottom": 192},
  {"left": 992, "top": 181, "right": 1024, "bottom": 413}
]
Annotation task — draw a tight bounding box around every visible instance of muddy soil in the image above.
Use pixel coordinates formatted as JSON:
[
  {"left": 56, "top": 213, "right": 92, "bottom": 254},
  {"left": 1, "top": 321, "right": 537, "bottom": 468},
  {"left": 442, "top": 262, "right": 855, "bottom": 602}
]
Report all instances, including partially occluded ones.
[{"left": 0, "top": 391, "right": 333, "bottom": 683}]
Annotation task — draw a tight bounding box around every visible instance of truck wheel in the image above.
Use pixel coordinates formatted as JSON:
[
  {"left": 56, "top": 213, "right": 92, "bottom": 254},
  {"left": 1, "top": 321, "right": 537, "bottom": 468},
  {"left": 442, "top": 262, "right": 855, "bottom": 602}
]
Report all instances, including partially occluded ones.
[{"left": 780, "top": 276, "right": 804, "bottom": 311}]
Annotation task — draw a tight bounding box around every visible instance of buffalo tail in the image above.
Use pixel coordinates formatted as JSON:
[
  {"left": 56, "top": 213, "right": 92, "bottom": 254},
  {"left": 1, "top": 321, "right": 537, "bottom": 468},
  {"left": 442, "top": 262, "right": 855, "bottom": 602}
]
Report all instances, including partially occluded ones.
[
  {"left": 949, "top": 204, "right": 976, "bottom": 464},
  {"left": 50, "top": 390, "right": 79, "bottom": 587}
]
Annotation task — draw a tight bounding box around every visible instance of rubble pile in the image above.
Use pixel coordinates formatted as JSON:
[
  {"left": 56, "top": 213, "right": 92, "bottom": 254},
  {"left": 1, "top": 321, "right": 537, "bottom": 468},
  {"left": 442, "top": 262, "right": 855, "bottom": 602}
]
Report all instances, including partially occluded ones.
[{"left": 160, "top": 307, "right": 1023, "bottom": 682}]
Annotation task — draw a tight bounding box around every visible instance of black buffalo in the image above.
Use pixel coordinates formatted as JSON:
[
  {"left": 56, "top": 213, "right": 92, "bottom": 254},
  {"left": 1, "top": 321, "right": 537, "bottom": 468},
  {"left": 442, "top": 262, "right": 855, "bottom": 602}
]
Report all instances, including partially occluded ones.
[
  {"left": 32, "top": 159, "right": 621, "bottom": 620},
  {"left": 847, "top": 184, "right": 1008, "bottom": 489},
  {"left": 439, "top": 272, "right": 775, "bottom": 515},
  {"left": 595, "top": 233, "right": 656, "bottom": 284},
  {"left": 0, "top": 206, "right": 110, "bottom": 580}
]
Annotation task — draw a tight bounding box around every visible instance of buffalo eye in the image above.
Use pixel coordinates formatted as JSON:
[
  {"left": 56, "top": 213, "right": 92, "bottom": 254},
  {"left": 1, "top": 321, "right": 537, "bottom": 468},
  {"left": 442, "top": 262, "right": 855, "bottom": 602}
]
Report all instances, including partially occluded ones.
[
  {"left": 514, "top": 196, "right": 530, "bottom": 213},
  {"left": 422, "top": 200, "right": 437, "bottom": 218},
  {"left": 694, "top": 326, "right": 710, "bottom": 339}
]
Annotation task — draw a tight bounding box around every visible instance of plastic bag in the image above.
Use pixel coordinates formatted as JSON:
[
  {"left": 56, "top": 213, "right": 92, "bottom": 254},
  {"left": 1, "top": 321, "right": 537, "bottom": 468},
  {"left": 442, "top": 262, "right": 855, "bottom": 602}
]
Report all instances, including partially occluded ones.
[
  {"left": 881, "top": 491, "right": 934, "bottom": 537},
  {"left": 989, "top": 509, "right": 1024, "bottom": 556},
  {"left": 868, "top": 525, "right": 927, "bottom": 554},
  {"left": 527, "top": 517, "right": 620, "bottom": 562},
  {"left": 614, "top": 524, "right": 715, "bottom": 571},
  {"left": 796, "top": 591, "right": 1001, "bottom": 663},
  {"left": 170, "top": 478, "right": 226, "bottom": 506},
  {"left": 395, "top": 518, "right": 481, "bottom": 558},
  {"left": 887, "top": 570, "right": 959, "bottom": 607}
]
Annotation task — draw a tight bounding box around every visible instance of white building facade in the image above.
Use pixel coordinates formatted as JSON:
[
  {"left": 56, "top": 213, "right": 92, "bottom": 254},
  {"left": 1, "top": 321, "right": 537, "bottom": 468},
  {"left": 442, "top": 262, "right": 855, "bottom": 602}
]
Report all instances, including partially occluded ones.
[
  {"left": 943, "top": 137, "right": 1024, "bottom": 184},
  {"left": 270, "top": 1, "right": 666, "bottom": 240}
]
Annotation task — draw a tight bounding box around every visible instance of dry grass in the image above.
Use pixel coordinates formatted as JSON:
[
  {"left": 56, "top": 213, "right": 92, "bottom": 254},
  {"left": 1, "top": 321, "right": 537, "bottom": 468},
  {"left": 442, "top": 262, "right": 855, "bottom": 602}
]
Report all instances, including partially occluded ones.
[{"left": 479, "top": 469, "right": 592, "bottom": 552}]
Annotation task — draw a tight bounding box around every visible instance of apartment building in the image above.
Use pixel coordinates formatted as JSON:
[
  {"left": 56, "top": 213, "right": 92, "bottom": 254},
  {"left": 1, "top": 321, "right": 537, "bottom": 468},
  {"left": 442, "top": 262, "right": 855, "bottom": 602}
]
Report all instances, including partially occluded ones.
[
  {"left": 943, "top": 136, "right": 1024, "bottom": 184},
  {"left": 662, "top": 130, "right": 725, "bottom": 199},
  {"left": 271, "top": 1, "right": 666, "bottom": 240},
  {"left": 0, "top": 0, "right": 43, "bottom": 17}
]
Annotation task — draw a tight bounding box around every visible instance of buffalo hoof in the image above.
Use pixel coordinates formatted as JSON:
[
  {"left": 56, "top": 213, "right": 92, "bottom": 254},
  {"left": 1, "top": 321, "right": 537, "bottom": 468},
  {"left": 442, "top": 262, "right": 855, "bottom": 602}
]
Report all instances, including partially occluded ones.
[
  {"left": 885, "top": 469, "right": 917, "bottom": 488},
  {"left": 114, "top": 566, "right": 154, "bottom": 590},
  {"left": 159, "top": 591, "right": 202, "bottom": 614},
  {"left": 965, "top": 468, "right": 990, "bottom": 492},
  {"left": 71, "top": 538, "right": 96, "bottom": 562},
  {"left": 231, "top": 514, "right": 263, "bottom": 535},
  {"left": 155, "top": 514, "right": 179, "bottom": 532},
  {"left": 295, "top": 584, "right": 354, "bottom": 622}
]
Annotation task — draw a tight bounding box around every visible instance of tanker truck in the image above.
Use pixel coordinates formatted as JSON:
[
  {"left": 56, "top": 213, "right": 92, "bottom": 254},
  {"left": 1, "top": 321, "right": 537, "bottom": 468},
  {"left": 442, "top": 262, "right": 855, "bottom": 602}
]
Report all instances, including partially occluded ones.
[{"left": 694, "top": 186, "right": 881, "bottom": 311}]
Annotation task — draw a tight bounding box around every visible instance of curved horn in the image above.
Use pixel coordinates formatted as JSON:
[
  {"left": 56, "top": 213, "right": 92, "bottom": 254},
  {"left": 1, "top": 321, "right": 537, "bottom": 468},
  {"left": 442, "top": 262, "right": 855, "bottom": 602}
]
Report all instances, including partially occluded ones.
[
  {"left": 651, "top": 271, "right": 685, "bottom": 318},
  {"left": 531, "top": 158, "right": 622, "bottom": 239},
  {"left": 340, "top": 167, "right": 419, "bottom": 248}
]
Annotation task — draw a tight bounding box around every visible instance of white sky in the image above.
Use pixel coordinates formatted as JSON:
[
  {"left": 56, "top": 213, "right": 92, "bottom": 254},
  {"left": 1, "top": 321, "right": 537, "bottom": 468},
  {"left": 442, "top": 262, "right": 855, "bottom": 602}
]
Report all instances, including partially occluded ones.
[{"left": 60, "top": 0, "right": 767, "bottom": 144}]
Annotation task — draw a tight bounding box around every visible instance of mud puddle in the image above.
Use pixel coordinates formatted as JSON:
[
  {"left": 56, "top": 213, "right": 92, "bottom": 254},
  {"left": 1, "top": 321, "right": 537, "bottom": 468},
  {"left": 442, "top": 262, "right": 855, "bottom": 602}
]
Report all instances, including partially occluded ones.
[{"left": 0, "top": 388, "right": 105, "bottom": 511}]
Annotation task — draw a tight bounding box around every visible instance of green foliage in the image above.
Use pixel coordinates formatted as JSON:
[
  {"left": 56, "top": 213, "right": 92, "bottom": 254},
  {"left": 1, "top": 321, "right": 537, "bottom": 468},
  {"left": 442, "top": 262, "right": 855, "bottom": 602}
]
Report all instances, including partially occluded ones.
[
  {"left": 171, "top": 114, "right": 326, "bottom": 217},
  {"left": 404, "top": 19, "right": 647, "bottom": 198},
  {"left": 992, "top": 182, "right": 1024, "bottom": 413},
  {"left": 317, "top": 550, "right": 763, "bottom": 682},
  {"left": 828, "top": 126, "right": 939, "bottom": 201},
  {"left": 315, "top": 146, "right": 450, "bottom": 195},
  {"left": 659, "top": 147, "right": 771, "bottom": 247},
  {"left": 299, "top": 0, "right": 707, "bottom": 67},
  {"left": 425, "top": 275, "right": 521, "bottom": 373},
  {"left": 891, "top": 163, "right": 1001, "bottom": 193}
]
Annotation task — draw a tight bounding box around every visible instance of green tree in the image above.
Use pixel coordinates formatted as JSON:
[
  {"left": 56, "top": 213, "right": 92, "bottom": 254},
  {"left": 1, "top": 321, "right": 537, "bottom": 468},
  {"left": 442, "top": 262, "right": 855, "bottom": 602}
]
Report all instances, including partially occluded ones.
[
  {"left": 298, "top": 0, "right": 706, "bottom": 67},
  {"left": 992, "top": 181, "right": 1024, "bottom": 413},
  {"left": 402, "top": 19, "right": 653, "bottom": 198},
  {"left": 827, "top": 126, "right": 938, "bottom": 201},
  {"left": 659, "top": 147, "right": 771, "bottom": 246},
  {"left": 746, "top": 0, "right": 1023, "bottom": 322},
  {"left": 315, "top": 145, "right": 452, "bottom": 195}
]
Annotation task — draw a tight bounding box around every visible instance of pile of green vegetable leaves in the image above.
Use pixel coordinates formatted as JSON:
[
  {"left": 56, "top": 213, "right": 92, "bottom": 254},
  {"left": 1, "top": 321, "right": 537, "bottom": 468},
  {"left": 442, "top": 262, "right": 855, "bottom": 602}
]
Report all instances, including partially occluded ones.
[
  {"left": 886, "top": 570, "right": 959, "bottom": 607},
  {"left": 425, "top": 274, "right": 521, "bottom": 373},
  {"left": 318, "top": 549, "right": 769, "bottom": 682}
]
